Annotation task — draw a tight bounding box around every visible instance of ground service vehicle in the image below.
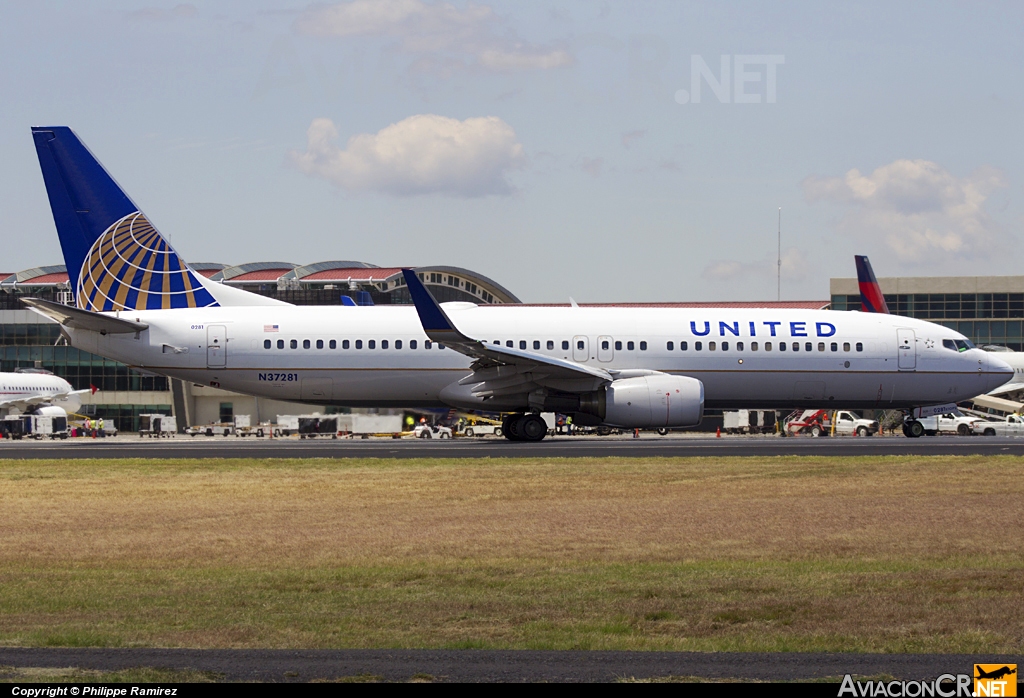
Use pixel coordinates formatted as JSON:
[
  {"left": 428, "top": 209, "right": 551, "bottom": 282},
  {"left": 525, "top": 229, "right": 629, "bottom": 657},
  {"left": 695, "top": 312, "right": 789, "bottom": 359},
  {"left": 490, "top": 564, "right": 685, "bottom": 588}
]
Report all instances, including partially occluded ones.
[
  {"left": 911, "top": 411, "right": 978, "bottom": 436},
  {"left": 414, "top": 424, "right": 453, "bottom": 439},
  {"left": 139, "top": 414, "right": 176, "bottom": 437},
  {"left": 973, "top": 414, "right": 1024, "bottom": 436},
  {"left": 723, "top": 410, "right": 777, "bottom": 434}
]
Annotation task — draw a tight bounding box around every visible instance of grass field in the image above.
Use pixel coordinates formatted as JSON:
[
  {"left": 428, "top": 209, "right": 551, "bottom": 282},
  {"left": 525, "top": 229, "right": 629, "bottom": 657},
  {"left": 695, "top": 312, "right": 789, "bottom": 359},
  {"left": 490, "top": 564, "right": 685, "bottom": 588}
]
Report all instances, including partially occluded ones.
[{"left": 0, "top": 456, "right": 1022, "bottom": 652}]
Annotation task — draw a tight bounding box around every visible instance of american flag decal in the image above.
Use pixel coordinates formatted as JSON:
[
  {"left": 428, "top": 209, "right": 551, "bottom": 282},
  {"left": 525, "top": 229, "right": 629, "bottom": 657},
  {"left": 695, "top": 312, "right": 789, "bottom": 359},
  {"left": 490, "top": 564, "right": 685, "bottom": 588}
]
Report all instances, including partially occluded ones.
[{"left": 264, "top": 324, "right": 279, "bottom": 332}]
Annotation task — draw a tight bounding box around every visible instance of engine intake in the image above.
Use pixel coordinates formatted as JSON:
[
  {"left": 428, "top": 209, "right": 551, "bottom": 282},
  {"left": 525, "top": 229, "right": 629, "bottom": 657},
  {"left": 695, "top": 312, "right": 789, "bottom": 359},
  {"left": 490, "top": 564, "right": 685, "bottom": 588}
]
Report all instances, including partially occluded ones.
[{"left": 579, "top": 375, "right": 704, "bottom": 428}]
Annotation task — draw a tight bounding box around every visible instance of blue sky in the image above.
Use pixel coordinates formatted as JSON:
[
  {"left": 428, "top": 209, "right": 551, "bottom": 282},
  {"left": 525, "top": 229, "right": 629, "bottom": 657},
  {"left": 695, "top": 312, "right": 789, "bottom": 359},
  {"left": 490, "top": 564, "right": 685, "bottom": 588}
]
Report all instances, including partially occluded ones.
[{"left": 2, "top": 1, "right": 1022, "bottom": 302}]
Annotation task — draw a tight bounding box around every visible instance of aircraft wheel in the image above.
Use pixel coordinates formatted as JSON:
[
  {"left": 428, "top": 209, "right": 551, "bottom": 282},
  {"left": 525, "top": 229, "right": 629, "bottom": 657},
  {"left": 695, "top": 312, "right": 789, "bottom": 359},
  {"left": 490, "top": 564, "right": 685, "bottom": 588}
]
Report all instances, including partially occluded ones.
[
  {"left": 657, "top": 428, "right": 669, "bottom": 436},
  {"left": 907, "top": 420, "right": 925, "bottom": 438},
  {"left": 503, "top": 414, "right": 523, "bottom": 441},
  {"left": 519, "top": 414, "right": 547, "bottom": 442},
  {"left": 902, "top": 424, "right": 911, "bottom": 437}
]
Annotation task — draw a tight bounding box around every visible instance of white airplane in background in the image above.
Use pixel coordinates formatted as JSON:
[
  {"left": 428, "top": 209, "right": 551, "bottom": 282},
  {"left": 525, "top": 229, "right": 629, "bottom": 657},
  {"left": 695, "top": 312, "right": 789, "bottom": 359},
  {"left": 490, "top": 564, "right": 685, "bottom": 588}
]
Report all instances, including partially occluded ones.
[
  {"left": 0, "top": 368, "right": 88, "bottom": 416},
  {"left": 23, "top": 126, "right": 1013, "bottom": 441}
]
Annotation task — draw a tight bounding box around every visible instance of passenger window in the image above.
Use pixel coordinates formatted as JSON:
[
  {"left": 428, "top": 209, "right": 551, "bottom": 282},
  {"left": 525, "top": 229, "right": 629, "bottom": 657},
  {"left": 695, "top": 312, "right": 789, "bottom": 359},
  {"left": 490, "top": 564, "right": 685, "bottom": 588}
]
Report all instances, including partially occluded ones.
[
  {"left": 546, "top": 340, "right": 554, "bottom": 350},
  {"left": 751, "top": 342, "right": 757, "bottom": 351},
  {"left": 843, "top": 342, "right": 851, "bottom": 351},
  {"left": 520, "top": 340, "right": 527, "bottom": 350},
  {"left": 666, "top": 341, "right": 673, "bottom": 351},
  {"left": 396, "top": 340, "right": 402, "bottom": 349},
  {"left": 342, "top": 340, "right": 349, "bottom": 349},
  {"left": 382, "top": 340, "right": 389, "bottom": 349},
  {"left": 316, "top": 339, "right": 324, "bottom": 349},
  {"left": 640, "top": 341, "right": 647, "bottom": 351},
  {"left": 721, "top": 341, "right": 728, "bottom": 351},
  {"left": 368, "top": 340, "right": 376, "bottom": 349},
  {"left": 793, "top": 342, "right": 800, "bottom": 351},
  {"left": 330, "top": 340, "right": 337, "bottom": 349},
  {"left": 264, "top": 339, "right": 271, "bottom": 349},
  {"left": 856, "top": 342, "right": 863, "bottom": 352},
  {"left": 303, "top": 339, "right": 311, "bottom": 349},
  {"left": 709, "top": 342, "right": 717, "bottom": 351},
  {"left": 615, "top": 341, "right": 622, "bottom": 350},
  {"left": 577, "top": 340, "right": 585, "bottom": 350},
  {"left": 805, "top": 342, "right": 812, "bottom": 352},
  {"left": 410, "top": 340, "right": 417, "bottom": 349},
  {"left": 603, "top": 340, "right": 610, "bottom": 350},
  {"left": 779, "top": 342, "right": 786, "bottom": 352},
  {"left": 831, "top": 342, "right": 837, "bottom": 352},
  {"left": 355, "top": 340, "right": 363, "bottom": 349},
  {"left": 737, "top": 341, "right": 743, "bottom": 351},
  {"left": 681, "top": 341, "right": 688, "bottom": 351},
  {"left": 438, "top": 344, "right": 445, "bottom": 350},
  {"left": 290, "top": 339, "right": 298, "bottom": 349},
  {"left": 627, "top": 341, "right": 635, "bottom": 350},
  {"left": 562, "top": 341, "right": 569, "bottom": 350},
  {"left": 533, "top": 340, "right": 540, "bottom": 350},
  {"left": 425, "top": 340, "right": 432, "bottom": 349},
  {"left": 507, "top": 340, "right": 513, "bottom": 348},
  {"left": 818, "top": 342, "right": 825, "bottom": 352},
  {"left": 764, "top": 342, "right": 771, "bottom": 351},
  {"left": 695, "top": 341, "right": 702, "bottom": 351}
]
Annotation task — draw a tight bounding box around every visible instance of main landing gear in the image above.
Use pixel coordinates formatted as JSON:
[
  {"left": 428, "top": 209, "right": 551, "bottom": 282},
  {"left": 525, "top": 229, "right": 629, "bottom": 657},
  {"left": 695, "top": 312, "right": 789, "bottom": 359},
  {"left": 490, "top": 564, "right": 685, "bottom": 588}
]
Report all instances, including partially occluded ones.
[
  {"left": 502, "top": 413, "right": 547, "bottom": 442},
  {"left": 902, "top": 419, "right": 925, "bottom": 438}
]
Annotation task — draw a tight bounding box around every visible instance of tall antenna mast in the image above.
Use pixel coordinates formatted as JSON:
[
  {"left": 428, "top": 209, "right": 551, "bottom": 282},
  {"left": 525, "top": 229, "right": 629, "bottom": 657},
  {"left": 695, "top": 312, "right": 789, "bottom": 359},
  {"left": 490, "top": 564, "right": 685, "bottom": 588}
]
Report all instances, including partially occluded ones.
[{"left": 777, "top": 207, "right": 781, "bottom": 301}]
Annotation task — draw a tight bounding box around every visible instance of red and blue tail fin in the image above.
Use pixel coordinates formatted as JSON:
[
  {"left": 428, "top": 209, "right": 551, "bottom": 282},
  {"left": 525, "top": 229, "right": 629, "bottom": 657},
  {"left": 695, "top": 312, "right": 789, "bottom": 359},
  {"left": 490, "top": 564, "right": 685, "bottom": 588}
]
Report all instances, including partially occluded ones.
[{"left": 854, "top": 255, "right": 889, "bottom": 314}]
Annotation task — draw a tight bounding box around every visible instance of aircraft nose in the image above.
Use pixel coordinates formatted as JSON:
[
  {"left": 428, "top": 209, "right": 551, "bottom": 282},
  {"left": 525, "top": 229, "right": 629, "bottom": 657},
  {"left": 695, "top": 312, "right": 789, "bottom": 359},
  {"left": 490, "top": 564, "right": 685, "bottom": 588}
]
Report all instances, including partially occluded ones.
[{"left": 982, "top": 353, "right": 1014, "bottom": 391}]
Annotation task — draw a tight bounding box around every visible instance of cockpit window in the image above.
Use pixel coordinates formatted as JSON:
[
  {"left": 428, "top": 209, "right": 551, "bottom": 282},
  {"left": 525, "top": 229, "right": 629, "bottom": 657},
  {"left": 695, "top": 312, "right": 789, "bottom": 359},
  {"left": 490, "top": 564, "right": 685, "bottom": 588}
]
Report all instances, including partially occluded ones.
[
  {"left": 943, "top": 339, "right": 957, "bottom": 351},
  {"left": 943, "top": 339, "right": 974, "bottom": 352}
]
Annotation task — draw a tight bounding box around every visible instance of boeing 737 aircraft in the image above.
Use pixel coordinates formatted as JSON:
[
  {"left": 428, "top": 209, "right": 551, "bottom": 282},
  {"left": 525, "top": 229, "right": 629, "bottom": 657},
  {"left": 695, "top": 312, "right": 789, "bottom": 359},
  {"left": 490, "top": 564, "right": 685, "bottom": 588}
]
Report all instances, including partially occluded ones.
[
  {"left": 24, "top": 127, "right": 1013, "bottom": 441},
  {"left": 0, "top": 368, "right": 87, "bottom": 416}
]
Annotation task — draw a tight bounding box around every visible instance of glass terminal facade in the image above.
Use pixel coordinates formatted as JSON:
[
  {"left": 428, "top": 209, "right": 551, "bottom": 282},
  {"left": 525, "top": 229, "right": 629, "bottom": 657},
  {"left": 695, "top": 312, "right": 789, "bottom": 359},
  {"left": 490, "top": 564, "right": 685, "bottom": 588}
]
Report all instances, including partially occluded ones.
[{"left": 831, "top": 293, "right": 1024, "bottom": 351}]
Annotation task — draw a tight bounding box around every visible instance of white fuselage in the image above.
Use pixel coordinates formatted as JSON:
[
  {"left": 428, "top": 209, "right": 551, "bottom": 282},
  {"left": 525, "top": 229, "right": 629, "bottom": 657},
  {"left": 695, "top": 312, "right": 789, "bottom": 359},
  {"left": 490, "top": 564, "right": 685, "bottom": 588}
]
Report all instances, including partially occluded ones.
[
  {"left": 63, "top": 304, "right": 1012, "bottom": 411},
  {"left": 0, "top": 372, "right": 79, "bottom": 413}
]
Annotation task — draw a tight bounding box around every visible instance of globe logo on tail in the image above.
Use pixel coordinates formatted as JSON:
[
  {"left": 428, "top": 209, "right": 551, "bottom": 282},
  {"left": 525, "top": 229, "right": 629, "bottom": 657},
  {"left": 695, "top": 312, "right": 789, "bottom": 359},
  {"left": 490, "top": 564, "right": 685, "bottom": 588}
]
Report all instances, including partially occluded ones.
[{"left": 77, "top": 212, "right": 218, "bottom": 311}]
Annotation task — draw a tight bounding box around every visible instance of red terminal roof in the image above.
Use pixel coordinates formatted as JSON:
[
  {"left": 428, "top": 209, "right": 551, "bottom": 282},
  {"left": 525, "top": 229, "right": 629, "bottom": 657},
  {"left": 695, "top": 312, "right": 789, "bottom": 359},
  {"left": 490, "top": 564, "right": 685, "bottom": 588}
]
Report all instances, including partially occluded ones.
[
  {"left": 226, "top": 269, "right": 295, "bottom": 282},
  {"left": 192, "top": 268, "right": 222, "bottom": 278},
  {"left": 20, "top": 272, "right": 70, "bottom": 285},
  {"left": 301, "top": 267, "right": 404, "bottom": 282}
]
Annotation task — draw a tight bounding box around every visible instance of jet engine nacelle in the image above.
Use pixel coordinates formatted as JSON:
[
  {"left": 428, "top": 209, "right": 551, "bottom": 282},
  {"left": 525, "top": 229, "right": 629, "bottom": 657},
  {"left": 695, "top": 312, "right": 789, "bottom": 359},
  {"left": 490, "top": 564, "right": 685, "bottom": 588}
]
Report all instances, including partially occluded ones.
[
  {"left": 30, "top": 405, "right": 69, "bottom": 417},
  {"left": 579, "top": 374, "right": 704, "bottom": 428}
]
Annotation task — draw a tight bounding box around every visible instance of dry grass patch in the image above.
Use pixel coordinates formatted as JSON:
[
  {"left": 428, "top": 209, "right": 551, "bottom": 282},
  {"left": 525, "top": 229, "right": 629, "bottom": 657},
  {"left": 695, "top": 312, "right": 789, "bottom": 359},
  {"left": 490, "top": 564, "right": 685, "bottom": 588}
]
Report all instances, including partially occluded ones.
[{"left": 0, "top": 456, "right": 1021, "bottom": 651}]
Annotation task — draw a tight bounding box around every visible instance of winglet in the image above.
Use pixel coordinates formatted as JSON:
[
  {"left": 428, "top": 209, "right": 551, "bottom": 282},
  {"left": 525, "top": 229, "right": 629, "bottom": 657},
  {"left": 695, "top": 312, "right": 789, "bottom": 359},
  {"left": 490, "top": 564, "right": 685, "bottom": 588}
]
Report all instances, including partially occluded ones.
[
  {"left": 402, "top": 269, "right": 473, "bottom": 343},
  {"left": 855, "top": 255, "right": 890, "bottom": 314}
]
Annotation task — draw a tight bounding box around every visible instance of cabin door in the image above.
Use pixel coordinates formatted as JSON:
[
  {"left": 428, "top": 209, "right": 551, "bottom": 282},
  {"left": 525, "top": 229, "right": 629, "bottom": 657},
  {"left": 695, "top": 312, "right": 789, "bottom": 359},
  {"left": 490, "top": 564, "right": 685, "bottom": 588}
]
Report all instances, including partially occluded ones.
[
  {"left": 573, "top": 336, "right": 589, "bottom": 362},
  {"left": 897, "top": 329, "right": 916, "bottom": 370},
  {"left": 207, "top": 326, "right": 227, "bottom": 368}
]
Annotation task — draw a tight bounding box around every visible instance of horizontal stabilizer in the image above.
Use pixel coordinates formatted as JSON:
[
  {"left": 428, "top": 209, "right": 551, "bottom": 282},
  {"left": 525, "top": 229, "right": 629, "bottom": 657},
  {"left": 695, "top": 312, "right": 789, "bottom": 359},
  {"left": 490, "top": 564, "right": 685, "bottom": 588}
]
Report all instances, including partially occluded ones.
[{"left": 22, "top": 297, "right": 148, "bottom": 334}]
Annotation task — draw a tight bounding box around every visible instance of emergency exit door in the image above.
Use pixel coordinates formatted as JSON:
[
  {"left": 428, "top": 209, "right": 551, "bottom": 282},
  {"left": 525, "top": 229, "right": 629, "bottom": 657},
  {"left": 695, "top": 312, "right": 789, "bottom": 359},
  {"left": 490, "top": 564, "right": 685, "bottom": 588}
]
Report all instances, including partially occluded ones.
[
  {"left": 897, "top": 328, "right": 916, "bottom": 370},
  {"left": 207, "top": 325, "right": 227, "bottom": 368},
  {"left": 573, "top": 335, "right": 589, "bottom": 362}
]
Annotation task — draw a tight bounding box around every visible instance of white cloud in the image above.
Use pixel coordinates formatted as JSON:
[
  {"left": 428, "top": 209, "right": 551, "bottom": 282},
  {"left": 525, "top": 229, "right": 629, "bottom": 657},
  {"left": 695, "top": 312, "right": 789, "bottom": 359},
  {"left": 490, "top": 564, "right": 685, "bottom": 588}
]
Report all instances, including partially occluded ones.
[
  {"left": 289, "top": 115, "right": 525, "bottom": 197},
  {"left": 703, "top": 248, "right": 809, "bottom": 284},
  {"left": 803, "top": 159, "right": 1007, "bottom": 264},
  {"left": 293, "top": 0, "right": 570, "bottom": 72}
]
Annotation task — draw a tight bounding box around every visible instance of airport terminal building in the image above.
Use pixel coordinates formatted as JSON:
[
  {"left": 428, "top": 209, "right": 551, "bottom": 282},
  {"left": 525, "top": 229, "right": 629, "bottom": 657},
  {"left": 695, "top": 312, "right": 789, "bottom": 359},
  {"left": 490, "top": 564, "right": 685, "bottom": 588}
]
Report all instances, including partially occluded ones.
[{"left": 830, "top": 275, "right": 1024, "bottom": 351}]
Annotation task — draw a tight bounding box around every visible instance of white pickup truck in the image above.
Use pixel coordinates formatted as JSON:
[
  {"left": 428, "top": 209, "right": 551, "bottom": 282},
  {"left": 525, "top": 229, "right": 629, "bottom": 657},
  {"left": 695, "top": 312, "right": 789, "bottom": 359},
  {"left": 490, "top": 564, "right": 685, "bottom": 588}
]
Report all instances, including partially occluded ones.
[
  {"left": 973, "top": 414, "right": 1024, "bottom": 436},
  {"left": 914, "top": 411, "right": 980, "bottom": 436},
  {"left": 832, "top": 411, "right": 879, "bottom": 436}
]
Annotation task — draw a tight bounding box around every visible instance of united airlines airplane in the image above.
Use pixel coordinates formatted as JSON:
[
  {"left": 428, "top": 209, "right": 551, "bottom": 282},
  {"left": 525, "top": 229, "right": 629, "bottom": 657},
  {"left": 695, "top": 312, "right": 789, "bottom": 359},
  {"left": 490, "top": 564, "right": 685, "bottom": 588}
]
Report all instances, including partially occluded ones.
[{"left": 24, "top": 127, "right": 1013, "bottom": 441}]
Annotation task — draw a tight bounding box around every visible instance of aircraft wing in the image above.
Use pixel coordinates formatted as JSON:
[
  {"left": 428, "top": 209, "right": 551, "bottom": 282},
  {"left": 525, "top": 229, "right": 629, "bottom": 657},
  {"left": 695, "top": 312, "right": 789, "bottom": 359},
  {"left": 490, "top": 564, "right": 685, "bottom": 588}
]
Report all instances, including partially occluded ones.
[
  {"left": 402, "top": 269, "right": 612, "bottom": 396},
  {"left": 22, "top": 297, "right": 148, "bottom": 334},
  {"left": 988, "top": 381, "right": 1024, "bottom": 397},
  {"left": 0, "top": 394, "right": 52, "bottom": 409}
]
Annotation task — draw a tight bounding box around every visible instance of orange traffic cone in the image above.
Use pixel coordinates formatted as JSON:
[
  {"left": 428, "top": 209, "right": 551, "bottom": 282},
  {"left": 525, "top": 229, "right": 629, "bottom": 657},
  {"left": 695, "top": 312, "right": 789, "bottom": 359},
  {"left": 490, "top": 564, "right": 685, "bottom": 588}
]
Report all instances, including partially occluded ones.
[{"left": 716, "top": 427, "right": 721, "bottom": 438}]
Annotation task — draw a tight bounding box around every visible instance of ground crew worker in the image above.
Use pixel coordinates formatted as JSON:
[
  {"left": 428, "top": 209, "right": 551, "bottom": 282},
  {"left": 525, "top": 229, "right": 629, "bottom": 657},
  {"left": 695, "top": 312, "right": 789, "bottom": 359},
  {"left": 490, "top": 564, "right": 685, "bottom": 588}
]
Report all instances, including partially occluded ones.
[
  {"left": 84, "top": 417, "right": 92, "bottom": 437},
  {"left": 566, "top": 415, "right": 573, "bottom": 435}
]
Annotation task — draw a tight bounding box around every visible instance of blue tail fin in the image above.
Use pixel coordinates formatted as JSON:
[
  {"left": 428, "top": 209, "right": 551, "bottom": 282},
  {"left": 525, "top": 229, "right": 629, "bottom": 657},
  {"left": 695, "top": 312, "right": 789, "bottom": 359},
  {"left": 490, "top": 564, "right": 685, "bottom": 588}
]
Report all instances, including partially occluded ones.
[{"left": 32, "top": 127, "right": 218, "bottom": 312}]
